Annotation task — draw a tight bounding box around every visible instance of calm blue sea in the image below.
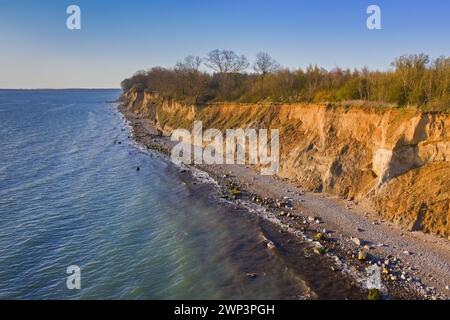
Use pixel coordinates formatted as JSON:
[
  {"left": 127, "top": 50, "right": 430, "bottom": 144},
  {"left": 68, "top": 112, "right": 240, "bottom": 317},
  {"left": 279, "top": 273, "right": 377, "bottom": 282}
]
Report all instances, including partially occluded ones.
[{"left": 0, "top": 90, "right": 312, "bottom": 299}]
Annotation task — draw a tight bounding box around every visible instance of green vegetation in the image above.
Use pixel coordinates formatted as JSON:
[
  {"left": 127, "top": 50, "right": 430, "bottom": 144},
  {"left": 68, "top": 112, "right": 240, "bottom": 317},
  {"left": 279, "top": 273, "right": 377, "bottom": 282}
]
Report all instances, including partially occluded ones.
[
  {"left": 368, "top": 288, "right": 381, "bottom": 300},
  {"left": 121, "top": 50, "right": 450, "bottom": 112},
  {"left": 313, "top": 247, "right": 327, "bottom": 255},
  {"left": 228, "top": 188, "right": 242, "bottom": 197},
  {"left": 314, "top": 232, "right": 326, "bottom": 241}
]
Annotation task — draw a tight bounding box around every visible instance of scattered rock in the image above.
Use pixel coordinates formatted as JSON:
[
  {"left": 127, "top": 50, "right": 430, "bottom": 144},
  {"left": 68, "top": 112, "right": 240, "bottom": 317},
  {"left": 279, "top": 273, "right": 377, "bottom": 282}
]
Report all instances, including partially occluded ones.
[
  {"left": 331, "top": 266, "right": 341, "bottom": 272},
  {"left": 351, "top": 237, "right": 362, "bottom": 246},
  {"left": 266, "top": 241, "right": 276, "bottom": 250},
  {"left": 246, "top": 273, "right": 258, "bottom": 279},
  {"left": 358, "top": 249, "right": 367, "bottom": 261}
]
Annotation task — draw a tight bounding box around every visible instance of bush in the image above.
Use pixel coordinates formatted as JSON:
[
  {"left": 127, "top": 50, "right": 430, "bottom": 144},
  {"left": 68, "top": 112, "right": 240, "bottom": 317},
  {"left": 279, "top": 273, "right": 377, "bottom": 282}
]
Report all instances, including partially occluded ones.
[
  {"left": 368, "top": 288, "right": 381, "bottom": 300},
  {"left": 229, "top": 188, "right": 241, "bottom": 197},
  {"left": 121, "top": 53, "right": 450, "bottom": 112}
]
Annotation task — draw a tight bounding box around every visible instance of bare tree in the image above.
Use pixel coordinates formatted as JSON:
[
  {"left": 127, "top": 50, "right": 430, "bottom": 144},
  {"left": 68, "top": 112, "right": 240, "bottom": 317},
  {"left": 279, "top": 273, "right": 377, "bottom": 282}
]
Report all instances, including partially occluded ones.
[
  {"left": 204, "top": 49, "right": 249, "bottom": 73},
  {"left": 175, "top": 55, "right": 202, "bottom": 72},
  {"left": 253, "top": 52, "right": 280, "bottom": 76}
]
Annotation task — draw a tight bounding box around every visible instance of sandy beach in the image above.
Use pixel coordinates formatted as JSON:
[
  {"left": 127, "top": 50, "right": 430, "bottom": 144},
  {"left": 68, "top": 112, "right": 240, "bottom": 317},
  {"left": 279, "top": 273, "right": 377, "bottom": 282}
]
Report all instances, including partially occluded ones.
[{"left": 118, "top": 102, "right": 450, "bottom": 300}]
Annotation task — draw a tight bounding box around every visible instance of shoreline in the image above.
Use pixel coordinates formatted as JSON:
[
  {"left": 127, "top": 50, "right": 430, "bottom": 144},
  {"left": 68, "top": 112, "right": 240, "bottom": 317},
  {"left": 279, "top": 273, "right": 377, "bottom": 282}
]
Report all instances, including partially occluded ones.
[{"left": 117, "top": 103, "right": 450, "bottom": 300}]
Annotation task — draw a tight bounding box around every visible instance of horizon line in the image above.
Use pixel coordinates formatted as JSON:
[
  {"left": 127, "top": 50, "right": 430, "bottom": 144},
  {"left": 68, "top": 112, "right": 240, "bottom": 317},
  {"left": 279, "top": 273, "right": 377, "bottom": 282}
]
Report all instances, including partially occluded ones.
[{"left": 0, "top": 88, "right": 121, "bottom": 91}]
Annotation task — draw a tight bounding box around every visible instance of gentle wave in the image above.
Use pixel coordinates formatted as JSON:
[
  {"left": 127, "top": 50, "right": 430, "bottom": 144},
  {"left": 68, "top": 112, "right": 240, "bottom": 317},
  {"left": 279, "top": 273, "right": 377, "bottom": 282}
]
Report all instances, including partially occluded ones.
[{"left": 0, "top": 90, "right": 312, "bottom": 299}]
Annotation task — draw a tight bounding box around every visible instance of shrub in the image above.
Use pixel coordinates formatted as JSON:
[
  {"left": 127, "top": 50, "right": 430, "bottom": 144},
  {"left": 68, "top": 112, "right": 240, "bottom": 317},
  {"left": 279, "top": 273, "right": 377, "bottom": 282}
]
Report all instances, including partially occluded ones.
[
  {"left": 368, "top": 288, "right": 381, "bottom": 300},
  {"left": 229, "top": 188, "right": 241, "bottom": 197},
  {"left": 122, "top": 52, "right": 450, "bottom": 112}
]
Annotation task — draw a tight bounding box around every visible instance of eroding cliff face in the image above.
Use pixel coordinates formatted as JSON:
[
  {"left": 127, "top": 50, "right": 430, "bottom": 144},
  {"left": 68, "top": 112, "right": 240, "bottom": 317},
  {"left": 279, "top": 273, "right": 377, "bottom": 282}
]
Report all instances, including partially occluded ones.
[{"left": 122, "top": 90, "right": 450, "bottom": 237}]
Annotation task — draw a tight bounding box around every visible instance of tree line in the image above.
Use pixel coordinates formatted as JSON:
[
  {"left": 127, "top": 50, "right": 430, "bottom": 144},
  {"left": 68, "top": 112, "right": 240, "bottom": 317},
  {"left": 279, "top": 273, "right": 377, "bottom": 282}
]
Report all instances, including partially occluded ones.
[{"left": 121, "top": 50, "right": 450, "bottom": 111}]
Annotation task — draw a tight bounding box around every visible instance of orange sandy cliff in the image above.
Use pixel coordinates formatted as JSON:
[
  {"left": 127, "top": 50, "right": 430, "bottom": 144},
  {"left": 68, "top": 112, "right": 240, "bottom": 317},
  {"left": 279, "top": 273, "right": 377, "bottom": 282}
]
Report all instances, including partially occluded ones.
[{"left": 122, "top": 90, "right": 450, "bottom": 237}]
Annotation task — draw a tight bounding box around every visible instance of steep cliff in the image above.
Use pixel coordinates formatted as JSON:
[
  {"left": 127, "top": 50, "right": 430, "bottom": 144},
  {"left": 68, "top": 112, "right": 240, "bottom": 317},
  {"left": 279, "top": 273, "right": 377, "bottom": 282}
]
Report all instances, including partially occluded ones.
[{"left": 121, "top": 90, "right": 450, "bottom": 237}]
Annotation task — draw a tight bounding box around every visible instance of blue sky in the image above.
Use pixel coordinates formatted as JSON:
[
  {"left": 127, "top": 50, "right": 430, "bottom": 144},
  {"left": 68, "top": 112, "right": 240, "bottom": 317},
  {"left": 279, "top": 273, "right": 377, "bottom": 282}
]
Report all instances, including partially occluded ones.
[{"left": 0, "top": 0, "right": 449, "bottom": 88}]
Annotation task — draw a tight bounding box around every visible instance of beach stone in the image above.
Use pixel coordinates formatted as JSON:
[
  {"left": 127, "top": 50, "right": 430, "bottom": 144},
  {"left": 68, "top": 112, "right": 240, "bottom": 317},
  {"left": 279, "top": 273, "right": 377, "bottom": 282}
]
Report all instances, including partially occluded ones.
[
  {"left": 358, "top": 249, "right": 367, "bottom": 261},
  {"left": 266, "top": 241, "right": 276, "bottom": 250},
  {"left": 331, "top": 266, "right": 341, "bottom": 272},
  {"left": 352, "top": 237, "right": 362, "bottom": 246},
  {"left": 314, "top": 232, "right": 325, "bottom": 241}
]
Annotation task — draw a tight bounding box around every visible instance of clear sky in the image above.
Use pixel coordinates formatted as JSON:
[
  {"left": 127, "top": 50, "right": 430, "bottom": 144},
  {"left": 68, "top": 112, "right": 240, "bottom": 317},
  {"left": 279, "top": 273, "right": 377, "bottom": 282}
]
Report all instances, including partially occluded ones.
[{"left": 0, "top": 0, "right": 449, "bottom": 88}]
